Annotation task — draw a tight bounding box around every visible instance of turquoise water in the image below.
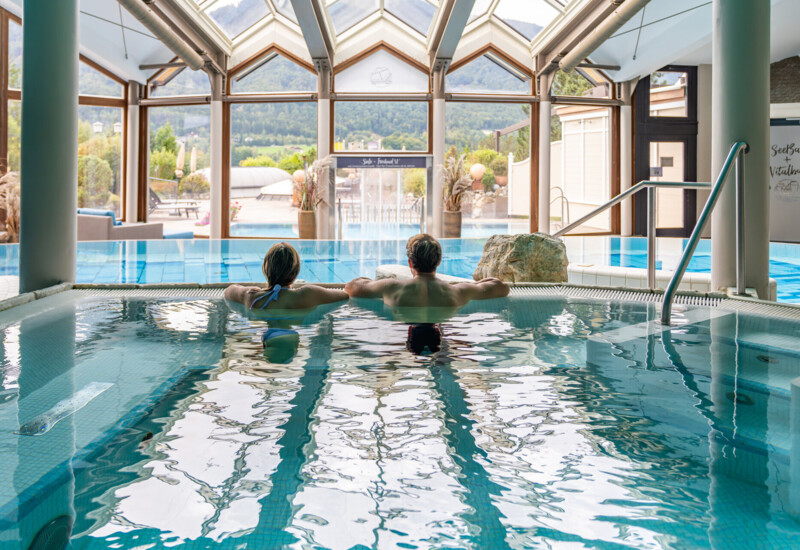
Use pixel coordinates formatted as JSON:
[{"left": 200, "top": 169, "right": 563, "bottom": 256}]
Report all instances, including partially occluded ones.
[
  {"left": 1, "top": 294, "right": 800, "bottom": 548},
  {"left": 0, "top": 236, "right": 798, "bottom": 302}
]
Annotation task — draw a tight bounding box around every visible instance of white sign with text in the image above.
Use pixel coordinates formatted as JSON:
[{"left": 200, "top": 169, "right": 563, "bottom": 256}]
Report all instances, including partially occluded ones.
[{"left": 770, "top": 124, "right": 800, "bottom": 243}]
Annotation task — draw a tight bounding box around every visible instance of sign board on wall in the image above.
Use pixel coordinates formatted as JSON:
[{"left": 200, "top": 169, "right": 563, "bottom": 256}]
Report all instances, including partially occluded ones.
[
  {"left": 770, "top": 123, "right": 800, "bottom": 243},
  {"left": 335, "top": 156, "right": 428, "bottom": 170}
]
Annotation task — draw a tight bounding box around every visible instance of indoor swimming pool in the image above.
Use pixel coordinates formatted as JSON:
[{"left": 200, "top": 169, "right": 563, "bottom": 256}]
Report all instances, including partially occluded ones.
[
  {"left": 1, "top": 290, "right": 799, "bottom": 548},
  {"left": 0, "top": 236, "right": 798, "bottom": 302}
]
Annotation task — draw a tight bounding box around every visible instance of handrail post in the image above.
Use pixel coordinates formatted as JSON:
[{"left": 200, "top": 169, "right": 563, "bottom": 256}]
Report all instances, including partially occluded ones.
[
  {"left": 736, "top": 150, "right": 746, "bottom": 295},
  {"left": 661, "top": 141, "right": 748, "bottom": 325},
  {"left": 647, "top": 186, "right": 656, "bottom": 289}
]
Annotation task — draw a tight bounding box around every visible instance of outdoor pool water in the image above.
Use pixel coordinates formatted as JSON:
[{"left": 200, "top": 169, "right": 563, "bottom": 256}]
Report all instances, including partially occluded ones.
[
  {"left": 0, "top": 236, "right": 799, "bottom": 302},
  {"left": 1, "top": 292, "right": 800, "bottom": 548},
  {"left": 229, "top": 221, "right": 532, "bottom": 239}
]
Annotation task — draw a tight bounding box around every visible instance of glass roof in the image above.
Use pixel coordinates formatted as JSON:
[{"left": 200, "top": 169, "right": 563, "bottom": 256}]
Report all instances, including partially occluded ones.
[
  {"left": 270, "top": 0, "right": 298, "bottom": 23},
  {"left": 384, "top": 0, "right": 437, "bottom": 36},
  {"left": 205, "top": 0, "right": 271, "bottom": 39},
  {"left": 494, "top": 0, "right": 560, "bottom": 41},
  {"left": 327, "top": 0, "right": 380, "bottom": 35},
  {"left": 467, "top": 0, "right": 493, "bottom": 23}
]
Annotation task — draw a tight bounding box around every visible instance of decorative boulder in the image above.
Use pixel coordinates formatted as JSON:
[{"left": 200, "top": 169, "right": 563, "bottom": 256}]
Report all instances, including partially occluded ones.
[{"left": 473, "top": 233, "right": 568, "bottom": 283}]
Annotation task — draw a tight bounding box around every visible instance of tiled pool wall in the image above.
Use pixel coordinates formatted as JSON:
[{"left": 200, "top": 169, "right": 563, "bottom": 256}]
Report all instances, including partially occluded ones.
[{"left": 0, "top": 237, "right": 797, "bottom": 302}]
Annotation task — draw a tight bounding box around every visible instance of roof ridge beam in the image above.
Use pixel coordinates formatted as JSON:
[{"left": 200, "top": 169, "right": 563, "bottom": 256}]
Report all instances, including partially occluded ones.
[
  {"left": 534, "top": 0, "right": 620, "bottom": 77},
  {"left": 290, "top": 0, "right": 334, "bottom": 71},
  {"left": 144, "top": 0, "right": 227, "bottom": 73},
  {"left": 429, "top": 0, "right": 476, "bottom": 73}
]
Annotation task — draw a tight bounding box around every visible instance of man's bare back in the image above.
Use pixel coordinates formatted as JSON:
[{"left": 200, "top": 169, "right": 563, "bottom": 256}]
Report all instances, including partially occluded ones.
[
  {"left": 345, "top": 274, "right": 507, "bottom": 308},
  {"left": 345, "top": 233, "right": 509, "bottom": 312}
]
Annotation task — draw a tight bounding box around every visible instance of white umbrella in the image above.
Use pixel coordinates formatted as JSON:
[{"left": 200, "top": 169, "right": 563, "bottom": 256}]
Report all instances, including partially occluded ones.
[
  {"left": 190, "top": 146, "right": 197, "bottom": 174},
  {"left": 175, "top": 141, "right": 186, "bottom": 179}
]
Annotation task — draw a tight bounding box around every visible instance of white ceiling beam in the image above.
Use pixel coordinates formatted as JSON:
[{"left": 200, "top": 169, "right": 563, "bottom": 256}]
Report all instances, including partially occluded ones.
[
  {"left": 429, "top": 0, "right": 476, "bottom": 72},
  {"left": 290, "top": 0, "right": 334, "bottom": 71}
]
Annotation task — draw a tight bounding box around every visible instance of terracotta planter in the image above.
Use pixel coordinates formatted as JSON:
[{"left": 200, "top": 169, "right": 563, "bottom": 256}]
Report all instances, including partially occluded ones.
[
  {"left": 298, "top": 210, "right": 316, "bottom": 239},
  {"left": 443, "top": 210, "right": 462, "bottom": 238},
  {"left": 495, "top": 175, "right": 508, "bottom": 186}
]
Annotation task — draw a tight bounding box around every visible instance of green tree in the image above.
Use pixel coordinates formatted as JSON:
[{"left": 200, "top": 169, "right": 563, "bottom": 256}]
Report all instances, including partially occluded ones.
[
  {"left": 240, "top": 155, "right": 277, "bottom": 167},
  {"left": 551, "top": 69, "right": 594, "bottom": 97},
  {"left": 403, "top": 169, "right": 425, "bottom": 198},
  {"left": 150, "top": 148, "right": 178, "bottom": 181},
  {"left": 77, "top": 154, "right": 112, "bottom": 208},
  {"left": 151, "top": 123, "right": 177, "bottom": 154}
]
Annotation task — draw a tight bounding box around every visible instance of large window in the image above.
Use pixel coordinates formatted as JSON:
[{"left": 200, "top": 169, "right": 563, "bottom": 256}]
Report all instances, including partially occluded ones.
[
  {"left": 334, "top": 102, "right": 428, "bottom": 152},
  {"left": 228, "top": 102, "right": 317, "bottom": 238},
  {"left": 445, "top": 102, "right": 531, "bottom": 234},
  {"left": 2, "top": 10, "right": 127, "bottom": 228},
  {"left": 78, "top": 106, "right": 124, "bottom": 215},
  {"left": 229, "top": 52, "right": 317, "bottom": 94},
  {"left": 446, "top": 54, "right": 532, "bottom": 95},
  {"left": 147, "top": 106, "right": 210, "bottom": 236}
]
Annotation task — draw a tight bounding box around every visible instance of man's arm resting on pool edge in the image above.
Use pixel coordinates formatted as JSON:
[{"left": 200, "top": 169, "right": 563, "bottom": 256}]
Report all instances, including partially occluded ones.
[
  {"left": 344, "top": 277, "right": 400, "bottom": 299},
  {"left": 452, "top": 277, "right": 510, "bottom": 301}
]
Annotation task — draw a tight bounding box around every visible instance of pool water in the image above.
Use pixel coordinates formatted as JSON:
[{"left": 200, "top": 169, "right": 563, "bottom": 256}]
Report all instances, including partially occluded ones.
[
  {"left": 1, "top": 293, "right": 800, "bottom": 548},
  {"left": 229, "top": 221, "right": 532, "bottom": 240},
  {"left": 2, "top": 236, "right": 799, "bottom": 302}
]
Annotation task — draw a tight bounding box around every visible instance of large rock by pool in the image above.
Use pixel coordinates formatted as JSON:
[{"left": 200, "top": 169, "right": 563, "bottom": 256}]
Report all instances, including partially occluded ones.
[{"left": 473, "top": 233, "right": 568, "bottom": 283}]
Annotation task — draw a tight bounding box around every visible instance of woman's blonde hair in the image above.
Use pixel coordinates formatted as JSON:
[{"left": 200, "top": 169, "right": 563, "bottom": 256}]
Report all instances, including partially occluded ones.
[{"left": 262, "top": 242, "right": 301, "bottom": 289}]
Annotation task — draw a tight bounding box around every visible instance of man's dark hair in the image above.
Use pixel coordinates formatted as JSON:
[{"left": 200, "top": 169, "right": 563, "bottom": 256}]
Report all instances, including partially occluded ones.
[{"left": 406, "top": 233, "right": 442, "bottom": 273}]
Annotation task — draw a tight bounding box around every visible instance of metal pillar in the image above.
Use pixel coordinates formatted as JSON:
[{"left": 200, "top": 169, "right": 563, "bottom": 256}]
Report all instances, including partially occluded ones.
[
  {"left": 209, "top": 73, "right": 223, "bottom": 239},
  {"left": 431, "top": 68, "right": 445, "bottom": 238},
  {"left": 19, "top": 0, "right": 79, "bottom": 292},
  {"left": 125, "top": 82, "right": 141, "bottom": 223},
  {"left": 317, "top": 63, "right": 332, "bottom": 239},
  {"left": 619, "top": 80, "right": 634, "bottom": 236},
  {"left": 710, "top": 0, "right": 770, "bottom": 298},
  {"left": 538, "top": 73, "right": 553, "bottom": 234}
]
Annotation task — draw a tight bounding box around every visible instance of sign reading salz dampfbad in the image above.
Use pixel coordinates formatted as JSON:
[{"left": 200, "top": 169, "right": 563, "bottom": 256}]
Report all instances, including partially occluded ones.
[{"left": 335, "top": 156, "right": 428, "bottom": 169}]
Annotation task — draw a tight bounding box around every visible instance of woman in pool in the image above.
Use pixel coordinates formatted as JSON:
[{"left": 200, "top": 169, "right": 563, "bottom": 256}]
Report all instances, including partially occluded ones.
[{"left": 224, "top": 242, "right": 348, "bottom": 361}]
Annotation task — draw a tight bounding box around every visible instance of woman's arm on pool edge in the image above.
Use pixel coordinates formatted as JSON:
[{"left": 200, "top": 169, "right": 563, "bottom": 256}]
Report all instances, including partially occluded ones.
[
  {"left": 295, "top": 284, "right": 349, "bottom": 307},
  {"left": 224, "top": 284, "right": 263, "bottom": 305}
]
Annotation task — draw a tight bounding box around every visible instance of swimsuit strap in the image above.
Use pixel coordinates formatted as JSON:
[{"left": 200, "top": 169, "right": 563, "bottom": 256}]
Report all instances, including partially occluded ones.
[{"left": 250, "top": 284, "right": 283, "bottom": 310}]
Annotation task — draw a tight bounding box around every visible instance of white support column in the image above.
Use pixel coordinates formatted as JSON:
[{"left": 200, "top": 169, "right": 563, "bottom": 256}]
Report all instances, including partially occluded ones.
[
  {"left": 710, "top": 0, "right": 771, "bottom": 298},
  {"left": 538, "top": 73, "right": 554, "bottom": 234},
  {"left": 125, "top": 82, "right": 140, "bottom": 223},
  {"left": 317, "top": 63, "right": 332, "bottom": 239},
  {"left": 619, "top": 80, "right": 634, "bottom": 236},
  {"left": 431, "top": 68, "right": 445, "bottom": 238},
  {"left": 19, "top": 0, "right": 79, "bottom": 292},
  {"left": 209, "top": 73, "right": 223, "bottom": 239}
]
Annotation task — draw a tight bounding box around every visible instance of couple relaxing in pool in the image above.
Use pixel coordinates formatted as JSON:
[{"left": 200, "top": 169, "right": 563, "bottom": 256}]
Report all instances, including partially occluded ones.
[{"left": 223, "top": 233, "right": 509, "bottom": 358}]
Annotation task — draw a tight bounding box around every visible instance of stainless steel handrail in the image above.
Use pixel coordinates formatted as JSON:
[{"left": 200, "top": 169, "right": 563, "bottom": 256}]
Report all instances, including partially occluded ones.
[
  {"left": 553, "top": 180, "right": 711, "bottom": 289},
  {"left": 661, "top": 141, "right": 749, "bottom": 325}
]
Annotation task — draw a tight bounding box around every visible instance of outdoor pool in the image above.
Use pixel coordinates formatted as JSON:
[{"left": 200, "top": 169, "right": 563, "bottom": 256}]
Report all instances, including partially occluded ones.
[{"left": 0, "top": 237, "right": 798, "bottom": 302}]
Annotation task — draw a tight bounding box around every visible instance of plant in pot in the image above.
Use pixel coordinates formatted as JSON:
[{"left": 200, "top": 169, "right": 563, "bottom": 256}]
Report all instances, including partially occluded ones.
[
  {"left": 442, "top": 153, "right": 471, "bottom": 238},
  {"left": 295, "top": 156, "right": 331, "bottom": 239},
  {"left": 490, "top": 158, "right": 508, "bottom": 186}
]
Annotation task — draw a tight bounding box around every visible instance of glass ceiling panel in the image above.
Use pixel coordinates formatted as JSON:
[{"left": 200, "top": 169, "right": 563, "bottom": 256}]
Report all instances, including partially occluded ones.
[
  {"left": 468, "top": 0, "right": 492, "bottom": 23},
  {"left": 384, "top": 0, "right": 436, "bottom": 36},
  {"left": 271, "top": 0, "right": 298, "bottom": 23},
  {"left": 327, "top": 0, "right": 380, "bottom": 35},
  {"left": 231, "top": 53, "right": 317, "bottom": 93},
  {"left": 494, "top": 0, "right": 560, "bottom": 41},
  {"left": 205, "top": 0, "right": 270, "bottom": 39}
]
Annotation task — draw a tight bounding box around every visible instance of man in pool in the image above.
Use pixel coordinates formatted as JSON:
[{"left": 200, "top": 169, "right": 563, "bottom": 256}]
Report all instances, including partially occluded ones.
[{"left": 344, "top": 233, "right": 509, "bottom": 310}]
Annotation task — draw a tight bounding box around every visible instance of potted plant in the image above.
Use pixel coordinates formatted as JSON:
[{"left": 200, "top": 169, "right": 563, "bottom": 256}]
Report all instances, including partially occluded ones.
[
  {"left": 491, "top": 158, "right": 508, "bottom": 186},
  {"left": 442, "top": 154, "right": 471, "bottom": 238},
  {"left": 295, "top": 156, "right": 330, "bottom": 239}
]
